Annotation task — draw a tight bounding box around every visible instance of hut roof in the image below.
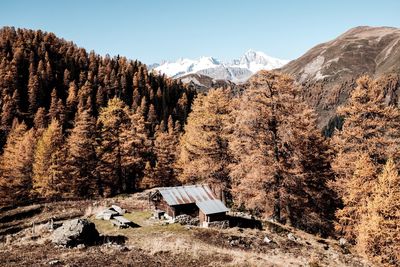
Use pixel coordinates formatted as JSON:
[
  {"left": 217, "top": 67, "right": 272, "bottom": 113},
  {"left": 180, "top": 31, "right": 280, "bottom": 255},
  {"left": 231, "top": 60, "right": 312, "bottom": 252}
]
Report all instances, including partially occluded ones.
[
  {"left": 158, "top": 184, "right": 216, "bottom": 206},
  {"left": 196, "top": 199, "right": 229, "bottom": 215},
  {"left": 157, "top": 184, "right": 229, "bottom": 215}
]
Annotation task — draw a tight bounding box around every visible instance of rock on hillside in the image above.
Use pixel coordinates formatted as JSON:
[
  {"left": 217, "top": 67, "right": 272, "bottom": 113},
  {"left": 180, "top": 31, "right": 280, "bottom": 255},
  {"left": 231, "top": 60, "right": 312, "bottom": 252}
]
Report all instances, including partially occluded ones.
[
  {"left": 279, "top": 26, "right": 400, "bottom": 131},
  {"left": 51, "top": 219, "right": 99, "bottom": 247}
]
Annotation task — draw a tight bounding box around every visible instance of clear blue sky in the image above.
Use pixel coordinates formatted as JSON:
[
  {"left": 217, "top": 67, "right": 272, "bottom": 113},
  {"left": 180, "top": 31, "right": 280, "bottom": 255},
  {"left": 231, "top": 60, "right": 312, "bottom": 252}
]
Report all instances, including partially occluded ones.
[{"left": 1, "top": 0, "right": 400, "bottom": 64}]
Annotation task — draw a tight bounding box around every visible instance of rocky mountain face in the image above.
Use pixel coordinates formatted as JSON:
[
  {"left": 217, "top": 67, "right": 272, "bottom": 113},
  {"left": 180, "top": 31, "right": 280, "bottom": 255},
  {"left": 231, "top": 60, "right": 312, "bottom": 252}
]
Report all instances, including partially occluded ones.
[
  {"left": 178, "top": 73, "right": 246, "bottom": 94},
  {"left": 152, "top": 50, "right": 289, "bottom": 83},
  {"left": 279, "top": 26, "right": 400, "bottom": 132}
]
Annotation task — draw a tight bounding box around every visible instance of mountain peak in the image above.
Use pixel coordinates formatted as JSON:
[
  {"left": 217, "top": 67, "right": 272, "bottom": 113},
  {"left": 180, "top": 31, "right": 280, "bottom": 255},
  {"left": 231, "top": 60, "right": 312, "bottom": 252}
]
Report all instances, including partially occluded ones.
[
  {"left": 154, "top": 50, "right": 289, "bottom": 83},
  {"left": 244, "top": 48, "right": 257, "bottom": 55},
  {"left": 238, "top": 50, "right": 289, "bottom": 74},
  {"left": 242, "top": 49, "right": 263, "bottom": 60}
]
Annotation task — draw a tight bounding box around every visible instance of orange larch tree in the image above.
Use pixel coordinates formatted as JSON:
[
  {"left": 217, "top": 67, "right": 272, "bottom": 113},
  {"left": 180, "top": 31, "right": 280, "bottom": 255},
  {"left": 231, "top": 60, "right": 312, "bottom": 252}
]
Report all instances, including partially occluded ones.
[
  {"left": 229, "top": 71, "right": 336, "bottom": 234},
  {"left": 331, "top": 76, "right": 400, "bottom": 241}
]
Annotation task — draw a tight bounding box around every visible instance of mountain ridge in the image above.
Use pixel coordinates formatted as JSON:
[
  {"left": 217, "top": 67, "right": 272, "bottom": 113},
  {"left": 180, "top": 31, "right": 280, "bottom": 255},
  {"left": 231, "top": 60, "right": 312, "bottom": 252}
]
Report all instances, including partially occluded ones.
[
  {"left": 278, "top": 25, "right": 400, "bottom": 131},
  {"left": 280, "top": 26, "right": 400, "bottom": 82},
  {"left": 151, "top": 49, "right": 289, "bottom": 83}
]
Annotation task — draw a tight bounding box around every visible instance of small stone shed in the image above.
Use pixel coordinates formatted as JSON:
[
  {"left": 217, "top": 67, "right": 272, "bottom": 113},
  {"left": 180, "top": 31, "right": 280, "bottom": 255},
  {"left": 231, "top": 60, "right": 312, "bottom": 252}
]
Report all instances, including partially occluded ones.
[{"left": 150, "top": 184, "right": 229, "bottom": 226}]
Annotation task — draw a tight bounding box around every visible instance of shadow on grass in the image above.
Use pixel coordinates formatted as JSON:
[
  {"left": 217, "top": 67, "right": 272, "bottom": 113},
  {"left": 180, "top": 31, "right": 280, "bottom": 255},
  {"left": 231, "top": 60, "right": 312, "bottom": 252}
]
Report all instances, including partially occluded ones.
[
  {"left": 98, "top": 234, "right": 128, "bottom": 245},
  {"left": 227, "top": 215, "right": 263, "bottom": 230},
  {"left": 128, "top": 221, "right": 141, "bottom": 228}
]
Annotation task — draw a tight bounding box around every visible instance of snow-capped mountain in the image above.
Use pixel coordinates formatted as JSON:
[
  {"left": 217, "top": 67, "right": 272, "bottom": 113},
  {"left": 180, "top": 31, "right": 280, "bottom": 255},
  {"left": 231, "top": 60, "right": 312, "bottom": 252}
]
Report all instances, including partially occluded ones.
[{"left": 151, "top": 50, "right": 289, "bottom": 83}]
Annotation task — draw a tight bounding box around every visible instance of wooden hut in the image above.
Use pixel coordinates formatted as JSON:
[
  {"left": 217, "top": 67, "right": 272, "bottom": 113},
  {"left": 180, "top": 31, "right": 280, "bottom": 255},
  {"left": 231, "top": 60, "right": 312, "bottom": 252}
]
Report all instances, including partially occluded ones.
[{"left": 150, "top": 184, "right": 229, "bottom": 226}]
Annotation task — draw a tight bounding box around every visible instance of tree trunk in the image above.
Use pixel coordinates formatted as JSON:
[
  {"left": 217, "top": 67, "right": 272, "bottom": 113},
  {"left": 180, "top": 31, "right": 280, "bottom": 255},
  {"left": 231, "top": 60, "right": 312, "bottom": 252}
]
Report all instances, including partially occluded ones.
[
  {"left": 286, "top": 204, "right": 292, "bottom": 226},
  {"left": 271, "top": 115, "right": 281, "bottom": 222},
  {"left": 116, "top": 137, "right": 123, "bottom": 194},
  {"left": 272, "top": 174, "right": 281, "bottom": 222}
]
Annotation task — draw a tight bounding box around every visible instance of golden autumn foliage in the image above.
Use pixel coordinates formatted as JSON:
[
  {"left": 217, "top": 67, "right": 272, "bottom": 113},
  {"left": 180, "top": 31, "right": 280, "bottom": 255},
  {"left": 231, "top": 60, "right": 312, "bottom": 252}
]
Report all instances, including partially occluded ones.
[
  {"left": 331, "top": 76, "right": 400, "bottom": 242},
  {"left": 357, "top": 158, "right": 400, "bottom": 266},
  {"left": 0, "top": 120, "right": 35, "bottom": 205},
  {"left": 96, "top": 98, "right": 153, "bottom": 196},
  {"left": 143, "top": 116, "right": 180, "bottom": 188},
  {"left": 96, "top": 98, "right": 136, "bottom": 196},
  {"left": 229, "top": 71, "right": 336, "bottom": 234},
  {"left": 177, "top": 88, "right": 232, "bottom": 188},
  {"left": 65, "top": 110, "right": 99, "bottom": 197},
  {"left": 335, "top": 153, "right": 378, "bottom": 241},
  {"left": 32, "top": 119, "right": 64, "bottom": 198},
  {"left": 0, "top": 27, "right": 193, "bottom": 202}
]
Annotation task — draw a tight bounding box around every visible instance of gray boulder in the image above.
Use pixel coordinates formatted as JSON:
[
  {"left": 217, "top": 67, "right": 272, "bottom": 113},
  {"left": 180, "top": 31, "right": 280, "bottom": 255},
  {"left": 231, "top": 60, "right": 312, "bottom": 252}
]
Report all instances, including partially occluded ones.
[{"left": 51, "top": 219, "right": 99, "bottom": 247}]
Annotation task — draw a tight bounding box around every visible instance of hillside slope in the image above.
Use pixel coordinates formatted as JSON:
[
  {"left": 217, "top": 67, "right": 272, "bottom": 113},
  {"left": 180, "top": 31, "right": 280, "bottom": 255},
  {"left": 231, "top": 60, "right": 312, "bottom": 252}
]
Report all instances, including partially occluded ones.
[
  {"left": 279, "top": 26, "right": 400, "bottom": 130},
  {"left": 0, "top": 193, "right": 372, "bottom": 267}
]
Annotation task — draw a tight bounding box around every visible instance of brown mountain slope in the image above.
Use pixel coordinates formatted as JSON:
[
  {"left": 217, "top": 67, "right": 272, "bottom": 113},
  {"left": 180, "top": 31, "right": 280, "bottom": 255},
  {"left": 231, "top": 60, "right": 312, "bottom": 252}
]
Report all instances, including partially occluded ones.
[
  {"left": 178, "top": 73, "right": 246, "bottom": 94},
  {"left": 279, "top": 26, "right": 400, "bottom": 132}
]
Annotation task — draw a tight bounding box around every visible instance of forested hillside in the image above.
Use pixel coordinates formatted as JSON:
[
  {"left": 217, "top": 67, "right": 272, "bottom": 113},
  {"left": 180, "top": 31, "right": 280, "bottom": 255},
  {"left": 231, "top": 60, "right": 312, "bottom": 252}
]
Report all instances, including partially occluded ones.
[{"left": 0, "top": 27, "right": 195, "bottom": 203}]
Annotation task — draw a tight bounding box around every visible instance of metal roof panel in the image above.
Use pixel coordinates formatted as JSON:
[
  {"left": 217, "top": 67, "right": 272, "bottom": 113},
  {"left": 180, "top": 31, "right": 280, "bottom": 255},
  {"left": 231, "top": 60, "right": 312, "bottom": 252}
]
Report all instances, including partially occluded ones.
[
  {"left": 197, "top": 199, "right": 230, "bottom": 215},
  {"left": 158, "top": 185, "right": 219, "bottom": 206}
]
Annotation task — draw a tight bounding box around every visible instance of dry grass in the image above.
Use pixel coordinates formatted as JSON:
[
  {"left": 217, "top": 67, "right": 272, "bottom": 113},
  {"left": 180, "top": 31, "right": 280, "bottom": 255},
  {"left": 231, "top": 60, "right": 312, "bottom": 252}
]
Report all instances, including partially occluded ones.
[
  {"left": 91, "top": 210, "right": 370, "bottom": 267},
  {"left": 0, "top": 194, "right": 374, "bottom": 267},
  {"left": 123, "top": 210, "right": 152, "bottom": 225}
]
